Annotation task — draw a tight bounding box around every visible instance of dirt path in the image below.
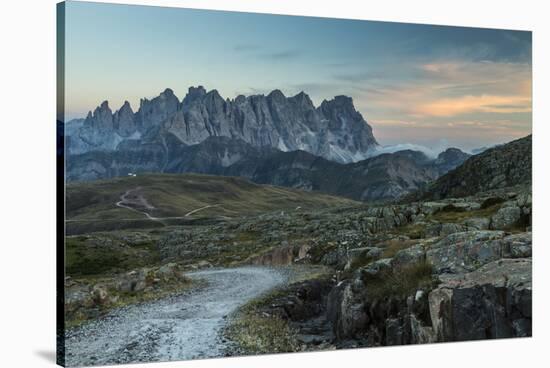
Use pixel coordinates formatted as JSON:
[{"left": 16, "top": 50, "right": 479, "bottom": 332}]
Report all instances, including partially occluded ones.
[
  {"left": 184, "top": 204, "right": 221, "bottom": 217},
  {"left": 64, "top": 267, "right": 286, "bottom": 366},
  {"left": 115, "top": 188, "right": 221, "bottom": 221}
]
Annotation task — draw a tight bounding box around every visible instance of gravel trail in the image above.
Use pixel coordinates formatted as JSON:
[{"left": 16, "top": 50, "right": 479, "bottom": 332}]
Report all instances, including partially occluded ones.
[{"left": 64, "top": 267, "right": 286, "bottom": 367}]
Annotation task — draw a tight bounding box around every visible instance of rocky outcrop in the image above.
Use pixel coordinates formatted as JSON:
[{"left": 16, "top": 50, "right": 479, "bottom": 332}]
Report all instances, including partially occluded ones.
[
  {"left": 429, "top": 258, "right": 532, "bottom": 340},
  {"left": 426, "top": 231, "right": 531, "bottom": 274},
  {"left": 323, "top": 223, "right": 532, "bottom": 347},
  {"left": 412, "top": 135, "right": 532, "bottom": 200}
]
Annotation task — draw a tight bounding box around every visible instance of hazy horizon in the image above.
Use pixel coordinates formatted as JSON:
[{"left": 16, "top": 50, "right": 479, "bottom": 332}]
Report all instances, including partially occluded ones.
[{"left": 63, "top": 1, "right": 532, "bottom": 151}]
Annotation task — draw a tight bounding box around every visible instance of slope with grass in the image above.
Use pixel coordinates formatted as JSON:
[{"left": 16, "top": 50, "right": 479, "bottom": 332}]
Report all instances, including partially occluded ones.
[{"left": 66, "top": 173, "right": 359, "bottom": 233}]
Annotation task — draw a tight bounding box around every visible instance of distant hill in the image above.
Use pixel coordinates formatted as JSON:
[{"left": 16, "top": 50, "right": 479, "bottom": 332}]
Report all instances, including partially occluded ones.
[
  {"left": 67, "top": 136, "right": 471, "bottom": 202},
  {"left": 409, "top": 135, "right": 532, "bottom": 200},
  {"left": 65, "top": 173, "right": 359, "bottom": 234}
]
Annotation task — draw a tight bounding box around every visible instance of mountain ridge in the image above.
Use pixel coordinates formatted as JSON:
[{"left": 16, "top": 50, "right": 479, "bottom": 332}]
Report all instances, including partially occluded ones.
[
  {"left": 67, "top": 86, "right": 378, "bottom": 164},
  {"left": 67, "top": 134, "right": 470, "bottom": 201},
  {"left": 408, "top": 135, "right": 532, "bottom": 201}
]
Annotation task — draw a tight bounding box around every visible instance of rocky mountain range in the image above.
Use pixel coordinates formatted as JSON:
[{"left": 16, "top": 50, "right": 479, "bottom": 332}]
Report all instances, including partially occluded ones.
[
  {"left": 67, "top": 133, "right": 470, "bottom": 201},
  {"left": 67, "top": 87, "right": 377, "bottom": 164},
  {"left": 64, "top": 87, "right": 478, "bottom": 201}
]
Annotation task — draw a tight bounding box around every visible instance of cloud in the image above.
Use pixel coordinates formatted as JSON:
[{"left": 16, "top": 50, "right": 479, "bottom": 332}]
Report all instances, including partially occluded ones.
[
  {"left": 371, "top": 142, "right": 447, "bottom": 159},
  {"left": 260, "top": 49, "right": 301, "bottom": 60},
  {"left": 412, "top": 94, "right": 531, "bottom": 117},
  {"left": 410, "top": 94, "right": 531, "bottom": 117},
  {"left": 233, "top": 44, "right": 301, "bottom": 61}
]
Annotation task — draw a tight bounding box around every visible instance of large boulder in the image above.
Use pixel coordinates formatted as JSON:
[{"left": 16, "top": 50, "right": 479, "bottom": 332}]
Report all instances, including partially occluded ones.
[
  {"left": 428, "top": 258, "right": 531, "bottom": 341},
  {"left": 490, "top": 206, "right": 522, "bottom": 230},
  {"left": 463, "top": 217, "right": 490, "bottom": 230},
  {"left": 500, "top": 232, "right": 532, "bottom": 258},
  {"left": 391, "top": 245, "right": 425, "bottom": 269}
]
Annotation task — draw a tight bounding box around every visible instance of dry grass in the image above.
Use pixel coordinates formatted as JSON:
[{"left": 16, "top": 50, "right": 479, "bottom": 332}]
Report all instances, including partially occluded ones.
[
  {"left": 430, "top": 204, "right": 500, "bottom": 223},
  {"left": 363, "top": 261, "right": 436, "bottom": 300},
  {"left": 225, "top": 314, "right": 298, "bottom": 354},
  {"left": 380, "top": 238, "right": 419, "bottom": 258}
]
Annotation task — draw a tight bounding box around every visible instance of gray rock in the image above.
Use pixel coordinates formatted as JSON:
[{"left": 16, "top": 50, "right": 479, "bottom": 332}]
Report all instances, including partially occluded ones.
[
  {"left": 385, "top": 318, "right": 404, "bottom": 345},
  {"left": 327, "top": 281, "right": 368, "bottom": 340},
  {"left": 360, "top": 258, "right": 393, "bottom": 277},
  {"left": 427, "top": 231, "right": 506, "bottom": 273},
  {"left": 391, "top": 245, "right": 425, "bottom": 268},
  {"left": 490, "top": 206, "right": 522, "bottom": 229},
  {"left": 426, "top": 222, "right": 466, "bottom": 237},
  {"left": 428, "top": 258, "right": 531, "bottom": 341},
  {"left": 67, "top": 87, "right": 378, "bottom": 164},
  {"left": 463, "top": 217, "right": 490, "bottom": 230},
  {"left": 500, "top": 232, "right": 532, "bottom": 258},
  {"left": 420, "top": 202, "right": 448, "bottom": 215}
]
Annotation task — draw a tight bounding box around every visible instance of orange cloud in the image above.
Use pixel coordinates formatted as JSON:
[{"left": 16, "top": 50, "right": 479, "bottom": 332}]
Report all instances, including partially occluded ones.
[{"left": 412, "top": 94, "right": 532, "bottom": 117}]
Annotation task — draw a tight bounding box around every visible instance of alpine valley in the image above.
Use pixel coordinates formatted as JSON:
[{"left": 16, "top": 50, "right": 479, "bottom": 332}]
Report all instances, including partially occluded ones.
[{"left": 65, "top": 87, "right": 472, "bottom": 201}]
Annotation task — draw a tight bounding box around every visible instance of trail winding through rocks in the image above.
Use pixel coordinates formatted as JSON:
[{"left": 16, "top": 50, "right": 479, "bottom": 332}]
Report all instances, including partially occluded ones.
[{"left": 64, "top": 267, "right": 286, "bottom": 367}]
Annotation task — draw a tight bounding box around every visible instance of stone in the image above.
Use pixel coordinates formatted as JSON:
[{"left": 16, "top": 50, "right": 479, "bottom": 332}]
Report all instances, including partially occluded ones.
[
  {"left": 385, "top": 318, "right": 404, "bottom": 345},
  {"left": 490, "top": 206, "right": 522, "bottom": 230},
  {"left": 391, "top": 245, "right": 425, "bottom": 269},
  {"left": 360, "top": 258, "right": 393, "bottom": 277},
  {"left": 428, "top": 258, "right": 531, "bottom": 341},
  {"left": 420, "top": 202, "right": 448, "bottom": 215},
  {"left": 463, "top": 217, "right": 490, "bottom": 230},
  {"left": 91, "top": 285, "right": 109, "bottom": 305},
  {"left": 500, "top": 232, "right": 532, "bottom": 258},
  {"left": 427, "top": 231, "right": 506, "bottom": 274},
  {"left": 327, "top": 281, "right": 368, "bottom": 340}
]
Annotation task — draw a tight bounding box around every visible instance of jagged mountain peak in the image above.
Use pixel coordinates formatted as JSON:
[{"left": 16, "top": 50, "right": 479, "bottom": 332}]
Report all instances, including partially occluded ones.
[
  {"left": 67, "top": 86, "right": 379, "bottom": 163},
  {"left": 289, "top": 91, "right": 314, "bottom": 108},
  {"left": 321, "top": 95, "right": 355, "bottom": 109},
  {"left": 119, "top": 100, "right": 133, "bottom": 111},
  {"left": 161, "top": 87, "right": 175, "bottom": 96},
  {"left": 182, "top": 85, "right": 207, "bottom": 106},
  {"left": 267, "top": 89, "right": 286, "bottom": 101}
]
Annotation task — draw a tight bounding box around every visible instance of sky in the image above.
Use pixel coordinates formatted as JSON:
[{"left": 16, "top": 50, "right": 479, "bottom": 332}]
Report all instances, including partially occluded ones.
[{"left": 63, "top": 1, "right": 532, "bottom": 151}]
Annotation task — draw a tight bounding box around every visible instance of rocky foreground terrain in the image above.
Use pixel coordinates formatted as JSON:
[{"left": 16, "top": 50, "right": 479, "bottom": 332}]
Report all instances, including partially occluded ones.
[{"left": 63, "top": 134, "right": 532, "bottom": 360}]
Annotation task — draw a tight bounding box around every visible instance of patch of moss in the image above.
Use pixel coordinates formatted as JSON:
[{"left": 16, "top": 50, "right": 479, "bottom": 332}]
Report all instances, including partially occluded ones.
[{"left": 430, "top": 204, "right": 500, "bottom": 223}]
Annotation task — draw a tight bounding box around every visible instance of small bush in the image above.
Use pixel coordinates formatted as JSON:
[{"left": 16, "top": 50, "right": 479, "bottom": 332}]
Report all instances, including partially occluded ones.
[{"left": 363, "top": 261, "right": 436, "bottom": 300}]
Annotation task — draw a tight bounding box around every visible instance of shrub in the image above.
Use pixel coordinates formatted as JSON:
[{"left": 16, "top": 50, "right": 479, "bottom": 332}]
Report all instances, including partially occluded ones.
[{"left": 363, "top": 261, "right": 436, "bottom": 300}]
